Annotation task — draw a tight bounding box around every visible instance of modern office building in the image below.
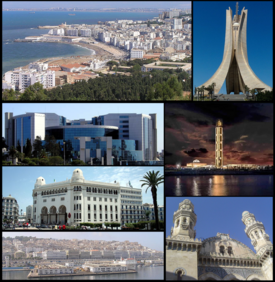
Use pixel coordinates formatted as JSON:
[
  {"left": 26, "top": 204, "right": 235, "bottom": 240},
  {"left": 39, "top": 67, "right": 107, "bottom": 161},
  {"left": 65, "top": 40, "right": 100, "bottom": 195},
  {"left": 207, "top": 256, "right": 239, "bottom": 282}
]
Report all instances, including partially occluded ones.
[
  {"left": 5, "top": 112, "right": 157, "bottom": 163},
  {"left": 32, "top": 169, "right": 142, "bottom": 225},
  {"left": 130, "top": 49, "right": 144, "bottom": 59},
  {"left": 2, "top": 195, "right": 19, "bottom": 223}
]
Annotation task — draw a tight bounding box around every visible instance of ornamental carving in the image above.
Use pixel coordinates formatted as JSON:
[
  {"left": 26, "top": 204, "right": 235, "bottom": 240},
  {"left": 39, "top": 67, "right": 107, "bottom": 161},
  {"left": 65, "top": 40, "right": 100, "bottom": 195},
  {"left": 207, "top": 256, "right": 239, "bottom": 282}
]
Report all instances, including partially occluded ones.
[{"left": 198, "top": 266, "right": 263, "bottom": 279}]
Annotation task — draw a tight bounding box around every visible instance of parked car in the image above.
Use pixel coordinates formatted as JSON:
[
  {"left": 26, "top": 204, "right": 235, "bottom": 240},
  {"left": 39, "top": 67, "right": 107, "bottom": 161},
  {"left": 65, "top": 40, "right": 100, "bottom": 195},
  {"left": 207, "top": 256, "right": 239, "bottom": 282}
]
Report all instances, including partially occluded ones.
[{"left": 40, "top": 224, "right": 47, "bottom": 228}]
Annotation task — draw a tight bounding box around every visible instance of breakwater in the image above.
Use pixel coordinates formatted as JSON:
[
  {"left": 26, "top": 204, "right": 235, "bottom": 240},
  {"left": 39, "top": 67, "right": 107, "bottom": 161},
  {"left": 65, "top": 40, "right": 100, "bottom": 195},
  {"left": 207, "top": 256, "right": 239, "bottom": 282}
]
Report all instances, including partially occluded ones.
[{"left": 165, "top": 170, "right": 273, "bottom": 176}]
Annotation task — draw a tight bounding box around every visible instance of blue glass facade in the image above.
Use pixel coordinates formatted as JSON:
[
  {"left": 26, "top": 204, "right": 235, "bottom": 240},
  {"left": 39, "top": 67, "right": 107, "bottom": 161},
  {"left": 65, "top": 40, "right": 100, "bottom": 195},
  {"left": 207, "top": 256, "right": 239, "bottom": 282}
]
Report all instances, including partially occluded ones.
[
  {"left": 23, "top": 116, "right": 31, "bottom": 146},
  {"left": 16, "top": 118, "right": 22, "bottom": 146},
  {"left": 143, "top": 117, "right": 149, "bottom": 160},
  {"left": 112, "top": 140, "right": 142, "bottom": 162}
]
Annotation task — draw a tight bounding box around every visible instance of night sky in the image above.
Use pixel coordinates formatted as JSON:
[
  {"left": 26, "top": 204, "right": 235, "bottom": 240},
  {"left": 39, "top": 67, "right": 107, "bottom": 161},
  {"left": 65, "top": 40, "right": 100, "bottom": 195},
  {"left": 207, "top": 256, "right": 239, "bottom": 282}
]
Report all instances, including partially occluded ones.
[{"left": 165, "top": 103, "right": 273, "bottom": 166}]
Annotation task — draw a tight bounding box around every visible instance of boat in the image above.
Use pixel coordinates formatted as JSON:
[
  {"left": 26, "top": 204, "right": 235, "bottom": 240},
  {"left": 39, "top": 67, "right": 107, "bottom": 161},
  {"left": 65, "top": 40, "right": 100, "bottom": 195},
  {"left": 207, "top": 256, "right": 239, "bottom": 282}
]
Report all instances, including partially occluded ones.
[{"left": 69, "top": 14, "right": 75, "bottom": 16}]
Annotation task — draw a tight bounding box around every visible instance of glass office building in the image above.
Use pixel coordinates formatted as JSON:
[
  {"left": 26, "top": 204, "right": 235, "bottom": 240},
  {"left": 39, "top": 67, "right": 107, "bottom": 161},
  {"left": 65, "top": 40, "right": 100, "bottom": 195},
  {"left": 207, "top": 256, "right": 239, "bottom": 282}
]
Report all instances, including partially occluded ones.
[{"left": 5, "top": 111, "right": 157, "bottom": 163}]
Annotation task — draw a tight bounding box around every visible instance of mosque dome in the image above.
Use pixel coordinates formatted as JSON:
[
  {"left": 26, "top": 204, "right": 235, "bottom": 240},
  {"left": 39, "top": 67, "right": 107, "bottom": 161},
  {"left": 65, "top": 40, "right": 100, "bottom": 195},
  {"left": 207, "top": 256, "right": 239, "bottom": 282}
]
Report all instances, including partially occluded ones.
[
  {"left": 35, "top": 177, "right": 46, "bottom": 188},
  {"left": 200, "top": 233, "right": 257, "bottom": 259},
  {"left": 71, "top": 168, "right": 85, "bottom": 183}
]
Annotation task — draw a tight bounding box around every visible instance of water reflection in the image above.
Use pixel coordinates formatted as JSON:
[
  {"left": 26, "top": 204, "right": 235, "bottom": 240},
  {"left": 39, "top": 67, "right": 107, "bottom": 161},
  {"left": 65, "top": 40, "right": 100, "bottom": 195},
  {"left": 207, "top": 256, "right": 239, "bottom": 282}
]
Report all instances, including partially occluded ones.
[{"left": 165, "top": 175, "right": 273, "bottom": 196}]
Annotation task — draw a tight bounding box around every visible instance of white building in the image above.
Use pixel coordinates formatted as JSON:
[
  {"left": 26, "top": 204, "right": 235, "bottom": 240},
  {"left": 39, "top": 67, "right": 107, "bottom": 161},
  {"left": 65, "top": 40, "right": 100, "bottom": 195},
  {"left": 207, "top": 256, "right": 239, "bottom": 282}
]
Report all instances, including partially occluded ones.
[
  {"left": 130, "top": 49, "right": 144, "bottom": 59},
  {"left": 29, "top": 62, "right": 49, "bottom": 72},
  {"left": 83, "top": 263, "right": 127, "bottom": 273},
  {"left": 173, "top": 18, "right": 182, "bottom": 30},
  {"left": 34, "top": 264, "right": 73, "bottom": 275},
  {"left": 32, "top": 169, "right": 125, "bottom": 225},
  {"left": 26, "top": 205, "right": 33, "bottom": 223},
  {"left": 42, "top": 250, "right": 67, "bottom": 260},
  {"left": 80, "top": 29, "right": 92, "bottom": 37},
  {"left": 66, "top": 28, "right": 79, "bottom": 36},
  {"left": 184, "top": 23, "right": 191, "bottom": 30},
  {"left": 142, "top": 203, "right": 164, "bottom": 221},
  {"left": 3, "top": 68, "right": 55, "bottom": 92},
  {"left": 2, "top": 195, "right": 19, "bottom": 223},
  {"left": 50, "top": 28, "right": 65, "bottom": 36}
]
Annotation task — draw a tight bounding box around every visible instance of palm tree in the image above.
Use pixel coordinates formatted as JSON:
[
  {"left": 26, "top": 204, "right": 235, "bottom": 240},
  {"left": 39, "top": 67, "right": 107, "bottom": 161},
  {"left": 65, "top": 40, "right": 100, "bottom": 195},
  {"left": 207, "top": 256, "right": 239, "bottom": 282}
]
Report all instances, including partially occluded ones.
[
  {"left": 140, "top": 171, "right": 164, "bottom": 230},
  {"left": 145, "top": 210, "right": 151, "bottom": 221}
]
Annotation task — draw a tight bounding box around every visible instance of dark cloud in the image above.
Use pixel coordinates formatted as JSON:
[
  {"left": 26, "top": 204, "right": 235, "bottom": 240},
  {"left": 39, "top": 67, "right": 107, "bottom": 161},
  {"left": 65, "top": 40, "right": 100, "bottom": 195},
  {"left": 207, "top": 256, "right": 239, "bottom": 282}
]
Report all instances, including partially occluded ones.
[
  {"left": 240, "top": 156, "right": 257, "bottom": 163},
  {"left": 184, "top": 148, "right": 209, "bottom": 157},
  {"left": 165, "top": 151, "right": 173, "bottom": 156}
]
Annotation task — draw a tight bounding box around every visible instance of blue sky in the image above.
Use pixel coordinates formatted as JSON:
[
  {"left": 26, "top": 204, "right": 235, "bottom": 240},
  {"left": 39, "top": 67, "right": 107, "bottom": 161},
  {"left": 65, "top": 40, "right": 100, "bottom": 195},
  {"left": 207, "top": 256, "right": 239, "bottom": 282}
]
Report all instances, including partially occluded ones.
[
  {"left": 193, "top": 1, "right": 273, "bottom": 94},
  {"left": 166, "top": 197, "right": 273, "bottom": 253},
  {"left": 3, "top": 1, "right": 191, "bottom": 10},
  {"left": 2, "top": 232, "right": 164, "bottom": 252},
  {"left": 3, "top": 166, "right": 164, "bottom": 211},
  {"left": 2, "top": 103, "right": 163, "bottom": 152}
]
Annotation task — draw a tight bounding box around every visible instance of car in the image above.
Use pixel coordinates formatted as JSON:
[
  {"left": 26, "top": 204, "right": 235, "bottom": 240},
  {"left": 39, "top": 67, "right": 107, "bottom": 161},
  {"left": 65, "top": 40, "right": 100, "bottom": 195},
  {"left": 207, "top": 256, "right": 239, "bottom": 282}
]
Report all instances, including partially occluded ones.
[
  {"left": 40, "top": 224, "right": 47, "bottom": 228},
  {"left": 18, "top": 223, "right": 22, "bottom": 227}
]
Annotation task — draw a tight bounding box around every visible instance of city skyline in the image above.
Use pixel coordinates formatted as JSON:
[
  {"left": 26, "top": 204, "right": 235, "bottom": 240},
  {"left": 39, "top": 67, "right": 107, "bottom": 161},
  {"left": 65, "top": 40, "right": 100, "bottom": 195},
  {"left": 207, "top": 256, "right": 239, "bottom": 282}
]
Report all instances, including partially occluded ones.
[
  {"left": 165, "top": 103, "right": 273, "bottom": 166},
  {"left": 2, "top": 232, "right": 164, "bottom": 252},
  {"left": 166, "top": 197, "right": 273, "bottom": 253},
  {"left": 3, "top": 167, "right": 164, "bottom": 213},
  {"left": 3, "top": 1, "right": 191, "bottom": 10},
  {"left": 193, "top": 1, "right": 273, "bottom": 95},
  {"left": 2, "top": 103, "right": 164, "bottom": 152}
]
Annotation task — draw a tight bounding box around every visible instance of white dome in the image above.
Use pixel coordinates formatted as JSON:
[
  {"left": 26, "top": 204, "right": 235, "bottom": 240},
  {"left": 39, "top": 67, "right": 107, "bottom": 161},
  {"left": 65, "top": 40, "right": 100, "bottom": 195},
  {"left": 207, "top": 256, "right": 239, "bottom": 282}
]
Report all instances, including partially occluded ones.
[
  {"left": 71, "top": 168, "right": 84, "bottom": 183},
  {"left": 193, "top": 159, "right": 200, "bottom": 163},
  {"left": 35, "top": 176, "right": 46, "bottom": 188},
  {"left": 233, "top": 22, "right": 240, "bottom": 27}
]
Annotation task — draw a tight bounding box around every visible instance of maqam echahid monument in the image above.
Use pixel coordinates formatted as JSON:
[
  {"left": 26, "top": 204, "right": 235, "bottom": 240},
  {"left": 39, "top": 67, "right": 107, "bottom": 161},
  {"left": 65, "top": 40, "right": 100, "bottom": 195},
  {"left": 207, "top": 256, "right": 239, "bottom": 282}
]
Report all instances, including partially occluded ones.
[
  {"left": 198, "top": 2, "right": 272, "bottom": 95},
  {"left": 166, "top": 199, "right": 273, "bottom": 280}
]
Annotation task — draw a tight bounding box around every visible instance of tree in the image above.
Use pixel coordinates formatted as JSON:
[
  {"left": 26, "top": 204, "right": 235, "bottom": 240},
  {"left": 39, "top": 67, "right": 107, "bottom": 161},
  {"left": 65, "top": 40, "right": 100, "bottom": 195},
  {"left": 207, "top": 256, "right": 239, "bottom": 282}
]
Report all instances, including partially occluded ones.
[
  {"left": 145, "top": 210, "right": 151, "bottom": 221},
  {"left": 2, "top": 137, "right": 8, "bottom": 149},
  {"left": 9, "top": 146, "right": 17, "bottom": 164},
  {"left": 16, "top": 140, "right": 21, "bottom": 153},
  {"left": 44, "top": 135, "right": 60, "bottom": 156},
  {"left": 33, "top": 136, "right": 43, "bottom": 158},
  {"left": 24, "top": 138, "right": 32, "bottom": 158},
  {"left": 140, "top": 171, "right": 164, "bottom": 230}
]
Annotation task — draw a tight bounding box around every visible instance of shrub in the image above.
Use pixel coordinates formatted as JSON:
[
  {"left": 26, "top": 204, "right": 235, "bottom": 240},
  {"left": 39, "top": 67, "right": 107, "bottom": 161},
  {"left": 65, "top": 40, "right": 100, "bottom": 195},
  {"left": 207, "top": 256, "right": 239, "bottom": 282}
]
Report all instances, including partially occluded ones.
[
  {"left": 49, "top": 156, "right": 63, "bottom": 165},
  {"left": 38, "top": 159, "right": 49, "bottom": 165},
  {"left": 28, "top": 161, "right": 36, "bottom": 166},
  {"left": 71, "top": 160, "right": 86, "bottom": 165}
]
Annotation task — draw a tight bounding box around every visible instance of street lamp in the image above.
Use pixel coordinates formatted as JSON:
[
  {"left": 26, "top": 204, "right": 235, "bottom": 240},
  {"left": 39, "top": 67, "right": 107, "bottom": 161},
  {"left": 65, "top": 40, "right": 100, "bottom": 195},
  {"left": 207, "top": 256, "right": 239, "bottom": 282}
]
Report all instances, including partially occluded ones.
[{"left": 63, "top": 141, "right": 66, "bottom": 165}]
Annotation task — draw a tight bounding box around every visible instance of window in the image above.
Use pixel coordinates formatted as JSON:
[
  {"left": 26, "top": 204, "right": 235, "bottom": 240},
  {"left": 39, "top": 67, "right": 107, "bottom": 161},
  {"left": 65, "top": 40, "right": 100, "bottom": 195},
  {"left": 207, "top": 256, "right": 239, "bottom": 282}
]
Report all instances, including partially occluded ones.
[
  {"left": 93, "top": 197, "right": 96, "bottom": 201},
  {"left": 99, "top": 205, "right": 102, "bottom": 211},
  {"left": 88, "top": 213, "right": 90, "bottom": 220},
  {"left": 105, "top": 198, "right": 107, "bottom": 202},
  {"left": 115, "top": 199, "right": 117, "bottom": 203},
  {"left": 100, "top": 214, "right": 102, "bottom": 220},
  {"left": 34, "top": 207, "right": 36, "bottom": 212},
  {"left": 43, "top": 199, "right": 47, "bottom": 202},
  {"left": 88, "top": 204, "right": 90, "bottom": 211},
  {"left": 34, "top": 200, "right": 37, "bottom": 204},
  {"left": 61, "top": 197, "right": 65, "bottom": 201},
  {"left": 115, "top": 206, "right": 118, "bottom": 212},
  {"left": 110, "top": 198, "right": 112, "bottom": 202},
  {"left": 105, "top": 205, "right": 107, "bottom": 211},
  {"left": 105, "top": 214, "right": 108, "bottom": 220},
  {"left": 110, "top": 206, "right": 113, "bottom": 212},
  {"left": 94, "top": 214, "right": 96, "bottom": 220},
  {"left": 228, "top": 247, "right": 233, "bottom": 255},
  {"left": 51, "top": 198, "right": 55, "bottom": 202},
  {"left": 220, "top": 246, "right": 225, "bottom": 255},
  {"left": 94, "top": 205, "right": 96, "bottom": 211},
  {"left": 87, "top": 197, "right": 90, "bottom": 201},
  {"left": 99, "top": 198, "right": 102, "bottom": 202}
]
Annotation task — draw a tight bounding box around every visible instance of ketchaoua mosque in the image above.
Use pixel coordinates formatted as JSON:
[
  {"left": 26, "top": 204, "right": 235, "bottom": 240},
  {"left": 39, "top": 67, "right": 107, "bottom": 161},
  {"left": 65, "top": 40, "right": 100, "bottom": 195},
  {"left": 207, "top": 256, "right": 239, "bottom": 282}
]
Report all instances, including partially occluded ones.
[{"left": 166, "top": 199, "right": 273, "bottom": 280}]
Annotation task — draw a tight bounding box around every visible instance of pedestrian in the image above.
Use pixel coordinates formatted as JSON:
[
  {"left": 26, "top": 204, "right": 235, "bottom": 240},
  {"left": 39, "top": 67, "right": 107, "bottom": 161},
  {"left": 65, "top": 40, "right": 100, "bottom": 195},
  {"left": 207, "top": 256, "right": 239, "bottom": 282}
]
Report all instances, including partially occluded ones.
[
  {"left": 27, "top": 222, "right": 28, "bottom": 229},
  {"left": 23, "top": 223, "right": 25, "bottom": 229}
]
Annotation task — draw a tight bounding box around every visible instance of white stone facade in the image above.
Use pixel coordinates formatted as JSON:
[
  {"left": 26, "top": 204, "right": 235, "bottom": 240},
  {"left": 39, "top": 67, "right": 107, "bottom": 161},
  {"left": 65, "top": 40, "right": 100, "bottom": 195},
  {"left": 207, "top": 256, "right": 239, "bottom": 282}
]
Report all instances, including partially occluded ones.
[{"left": 32, "top": 169, "right": 143, "bottom": 225}]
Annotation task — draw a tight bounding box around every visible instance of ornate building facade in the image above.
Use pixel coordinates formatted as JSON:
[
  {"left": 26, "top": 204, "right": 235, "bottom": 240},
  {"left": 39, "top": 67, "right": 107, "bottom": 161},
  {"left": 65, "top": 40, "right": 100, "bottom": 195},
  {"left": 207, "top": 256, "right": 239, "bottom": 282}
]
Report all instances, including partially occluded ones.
[{"left": 166, "top": 199, "right": 273, "bottom": 280}]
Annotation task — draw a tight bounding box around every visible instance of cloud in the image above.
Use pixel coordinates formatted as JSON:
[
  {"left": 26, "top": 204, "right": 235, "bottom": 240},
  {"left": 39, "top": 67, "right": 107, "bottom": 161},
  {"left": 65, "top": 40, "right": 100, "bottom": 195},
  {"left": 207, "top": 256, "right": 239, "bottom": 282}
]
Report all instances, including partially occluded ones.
[
  {"left": 234, "top": 140, "right": 246, "bottom": 144},
  {"left": 240, "top": 135, "right": 248, "bottom": 139},
  {"left": 184, "top": 148, "right": 209, "bottom": 157},
  {"left": 240, "top": 155, "right": 257, "bottom": 163}
]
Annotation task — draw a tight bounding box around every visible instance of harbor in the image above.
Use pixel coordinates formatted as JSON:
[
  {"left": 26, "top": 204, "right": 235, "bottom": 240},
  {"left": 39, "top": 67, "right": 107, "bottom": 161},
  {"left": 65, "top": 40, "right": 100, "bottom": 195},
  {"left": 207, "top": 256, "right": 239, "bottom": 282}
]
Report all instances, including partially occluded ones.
[{"left": 27, "top": 270, "right": 137, "bottom": 278}]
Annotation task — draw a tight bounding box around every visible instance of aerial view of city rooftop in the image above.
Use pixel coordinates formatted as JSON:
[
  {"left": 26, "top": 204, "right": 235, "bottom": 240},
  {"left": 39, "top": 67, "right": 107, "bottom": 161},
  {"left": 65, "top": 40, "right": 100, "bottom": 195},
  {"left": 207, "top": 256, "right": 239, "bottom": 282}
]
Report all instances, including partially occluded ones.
[{"left": 2, "top": 1, "right": 192, "bottom": 101}]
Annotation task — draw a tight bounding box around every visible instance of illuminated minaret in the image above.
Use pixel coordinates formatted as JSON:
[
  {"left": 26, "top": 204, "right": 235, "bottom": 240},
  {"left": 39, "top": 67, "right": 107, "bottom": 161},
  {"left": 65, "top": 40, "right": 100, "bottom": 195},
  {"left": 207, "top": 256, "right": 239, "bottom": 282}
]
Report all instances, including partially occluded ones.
[
  {"left": 242, "top": 211, "right": 273, "bottom": 280},
  {"left": 215, "top": 119, "right": 223, "bottom": 168}
]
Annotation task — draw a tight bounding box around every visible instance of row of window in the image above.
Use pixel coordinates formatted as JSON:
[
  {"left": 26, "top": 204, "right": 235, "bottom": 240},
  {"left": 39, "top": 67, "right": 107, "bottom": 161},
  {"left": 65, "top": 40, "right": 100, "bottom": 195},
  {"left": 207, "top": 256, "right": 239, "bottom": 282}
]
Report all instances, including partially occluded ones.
[
  {"left": 74, "top": 213, "right": 119, "bottom": 220},
  {"left": 74, "top": 204, "right": 118, "bottom": 212}
]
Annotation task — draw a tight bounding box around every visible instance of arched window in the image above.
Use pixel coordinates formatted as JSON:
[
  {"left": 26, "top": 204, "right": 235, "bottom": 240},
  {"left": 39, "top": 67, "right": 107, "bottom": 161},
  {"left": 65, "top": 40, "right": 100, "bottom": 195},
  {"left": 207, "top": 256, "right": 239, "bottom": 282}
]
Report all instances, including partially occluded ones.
[
  {"left": 95, "top": 188, "right": 97, "bottom": 193},
  {"left": 255, "top": 231, "right": 260, "bottom": 239},
  {"left": 176, "top": 219, "right": 180, "bottom": 227},
  {"left": 65, "top": 188, "right": 67, "bottom": 192},
  {"left": 228, "top": 246, "right": 233, "bottom": 255},
  {"left": 190, "top": 221, "right": 193, "bottom": 229},
  {"left": 183, "top": 217, "right": 186, "bottom": 223},
  {"left": 220, "top": 246, "right": 225, "bottom": 255}
]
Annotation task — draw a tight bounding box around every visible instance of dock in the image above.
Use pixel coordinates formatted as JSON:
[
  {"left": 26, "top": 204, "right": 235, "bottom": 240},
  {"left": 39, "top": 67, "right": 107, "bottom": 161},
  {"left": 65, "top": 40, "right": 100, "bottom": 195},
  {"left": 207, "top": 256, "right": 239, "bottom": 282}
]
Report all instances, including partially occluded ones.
[{"left": 28, "top": 270, "right": 137, "bottom": 278}]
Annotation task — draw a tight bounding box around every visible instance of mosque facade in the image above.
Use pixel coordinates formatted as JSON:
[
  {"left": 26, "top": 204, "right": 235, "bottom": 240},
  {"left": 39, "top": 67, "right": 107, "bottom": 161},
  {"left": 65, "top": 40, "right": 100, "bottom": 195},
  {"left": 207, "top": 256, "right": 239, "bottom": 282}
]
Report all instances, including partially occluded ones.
[{"left": 166, "top": 199, "right": 273, "bottom": 280}]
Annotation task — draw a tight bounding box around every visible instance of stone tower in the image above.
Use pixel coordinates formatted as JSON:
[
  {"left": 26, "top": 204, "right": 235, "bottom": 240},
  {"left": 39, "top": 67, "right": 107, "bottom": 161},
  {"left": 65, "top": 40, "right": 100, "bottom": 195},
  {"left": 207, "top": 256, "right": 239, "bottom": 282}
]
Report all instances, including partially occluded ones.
[
  {"left": 215, "top": 119, "right": 223, "bottom": 168},
  {"left": 242, "top": 211, "right": 273, "bottom": 280},
  {"left": 166, "top": 199, "right": 202, "bottom": 280},
  {"left": 198, "top": 2, "right": 272, "bottom": 95}
]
